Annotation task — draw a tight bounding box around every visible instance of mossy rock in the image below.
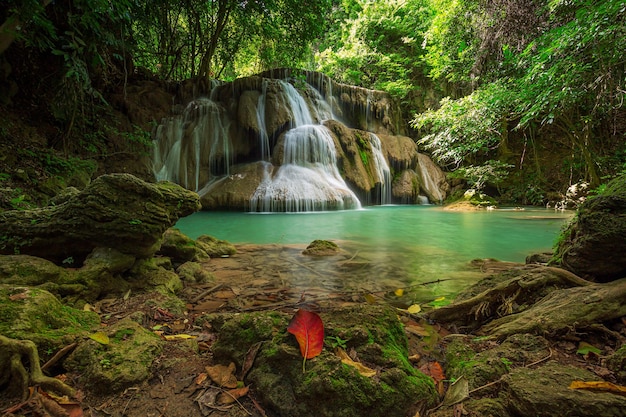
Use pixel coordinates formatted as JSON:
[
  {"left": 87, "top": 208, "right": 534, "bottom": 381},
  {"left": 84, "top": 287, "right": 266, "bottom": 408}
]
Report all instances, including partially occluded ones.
[
  {"left": 607, "top": 344, "right": 626, "bottom": 384},
  {"left": 552, "top": 174, "right": 626, "bottom": 281},
  {"left": 443, "top": 334, "right": 550, "bottom": 391},
  {"left": 64, "top": 318, "right": 163, "bottom": 393},
  {"left": 210, "top": 305, "right": 438, "bottom": 417},
  {"left": 0, "top": 285, "right": 100, "bottom": 355},
  {"left": 176, "top": 261, "right": 215, "bottom": 283},
  {"left": 504, "top": 362, "right": 626, "bottom": 416},
  {"left": 196, "top": 235, "right": 237, "bottom": 257},
  {"left": 128, "top": 258, "right": 182, "bottom": 294},
  {"left": 158, "top": 228, "right": 209, "bottom": 263},
  {"left": 302, "top": 239, "right": 341, "bottom": 256}
]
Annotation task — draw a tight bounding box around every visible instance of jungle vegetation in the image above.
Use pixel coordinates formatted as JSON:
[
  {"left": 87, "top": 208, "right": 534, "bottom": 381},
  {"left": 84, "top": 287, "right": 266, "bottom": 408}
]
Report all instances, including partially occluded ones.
[{"left": 0, "top": 0, "right": 624, "bottom": 202}]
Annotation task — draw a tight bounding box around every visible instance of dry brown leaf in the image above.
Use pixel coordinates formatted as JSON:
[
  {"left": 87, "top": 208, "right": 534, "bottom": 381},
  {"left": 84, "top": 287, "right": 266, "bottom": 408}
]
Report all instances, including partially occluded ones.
[
  {"left": 335, "top": 348, "right": 376, "bottom": 377},
  {"left": 217, "top": 386, "right": 249, "bottom": 405},
  {"left": 195, "top": 373, "right": 208, "bottom": 385},
  {"left": 569, "top": 380, "right": 626, "bottom": 396},
  {"left": 206, "top": 363, "right": 239, "bottom": 388}
]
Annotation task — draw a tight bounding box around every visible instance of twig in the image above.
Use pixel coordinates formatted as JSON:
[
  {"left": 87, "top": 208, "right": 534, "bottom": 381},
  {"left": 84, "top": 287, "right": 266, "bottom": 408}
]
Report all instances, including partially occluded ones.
[
  {"left": 191, "top": 283, "right": 225, "bottom": 304},
  {"left": 525, "top": 347, "right": 553, "bottom": 368},
  {"left": 41, "top": 343, "right": 77, "bottom": 373}
]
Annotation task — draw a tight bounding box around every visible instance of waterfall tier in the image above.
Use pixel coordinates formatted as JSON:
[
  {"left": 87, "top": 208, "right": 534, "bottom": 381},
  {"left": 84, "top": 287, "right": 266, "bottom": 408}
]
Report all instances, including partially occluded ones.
[{"left": 152, "top": 70, "right": 448, "bottom": 212}]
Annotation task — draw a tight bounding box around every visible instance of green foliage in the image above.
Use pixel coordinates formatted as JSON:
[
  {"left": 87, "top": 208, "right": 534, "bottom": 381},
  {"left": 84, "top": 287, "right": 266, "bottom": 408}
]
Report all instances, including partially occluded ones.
[
  {"left": 412, "top": 81, "right": 514, "bottom": 167},
  {"left": 449, "top": 160, "right": 514, "bottom": 192},
  {"left": 316, "top": 0, "right": 434, "bottom": 98}
]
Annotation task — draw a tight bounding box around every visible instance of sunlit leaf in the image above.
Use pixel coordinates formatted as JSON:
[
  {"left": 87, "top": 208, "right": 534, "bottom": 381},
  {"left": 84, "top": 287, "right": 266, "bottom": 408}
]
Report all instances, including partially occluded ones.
[
  {"left": 335, "top": 348, "right": 377, "bottom": 377},
  {"left": 407, "top": 304, "right": 421, "bottom": 314},
  {"left": 363, "top": 294, "right": 377, "bottom": 304},
  {"left": 569, "top": 380, "right": 626, "bottom": 396},
  {"left": 429, "top": 297, "right": 451, "bottom": 308},
  {"left": 163, "top": 334, "right": 197, "bottom": 340},
  {"left": 576, "top": 341, "right": 601, "bottom": 356},
  {"left": 88, "top": 332, "right": 109, "bottom": 345}
]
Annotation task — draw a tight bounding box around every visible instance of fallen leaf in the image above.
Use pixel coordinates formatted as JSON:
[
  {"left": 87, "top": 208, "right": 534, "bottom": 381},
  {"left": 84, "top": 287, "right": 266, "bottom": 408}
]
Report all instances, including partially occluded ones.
[
  {"left": 569, "top": 380, "right": 626, "bottom": 396},
  {"left": 287, "top": 309, "right": 324, "bottom": 372},
  {"left": 405, "top": 323, "right": 430, "bottom": 337},
  {"left": 420, "top": 361, "right": 445, "bottom": 384},
  {"left": 206, "top": 363, "right": 239, "bottom": 388},
  {"left": 217, "top": 386, "right": 249, "bottom": 405},
  {"left": 441, "top": 375, "right": 469, "bottom": 406},
  {"left": 88, "top": 332, "right": 109, "bottom": 345},
  {"left": 195, "top": 373, "right": 208, "bottom": 385},
  {"left": 240, "top": 342, "right": 263, "bottom": 380},
  {"left": 407, "top": 304, "right": 421, "bottom": 314},
  {"left": 577, "top": 341, "right": 602, "bottom": 356},
  {"left": 363, "top": 294, "right": 377, "bottom": 304},
  {"left": 163, "top": 334, "right": 197, "bottom": 340},
  {"left": 394, "top": 288, "right": 404, "bottom": 297},
  {"left": 335, "top": 348, "right": 376, "bottom": 377}
]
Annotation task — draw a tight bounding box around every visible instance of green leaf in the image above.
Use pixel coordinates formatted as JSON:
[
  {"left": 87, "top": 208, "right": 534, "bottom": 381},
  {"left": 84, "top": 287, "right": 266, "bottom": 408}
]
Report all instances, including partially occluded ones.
[{"left": 89, "top": 331, "right": 110, "bottom": 345}]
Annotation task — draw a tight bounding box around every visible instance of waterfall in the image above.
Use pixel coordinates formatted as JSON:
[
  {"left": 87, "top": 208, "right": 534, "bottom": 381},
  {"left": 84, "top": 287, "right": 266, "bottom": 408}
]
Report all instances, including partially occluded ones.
[
  {"left": 369, "top": 133, "right": 392, "bottom": 205},
  {"left": 257, "top": 79, "right": 270, "bottom": 161},
  {"left": 151, "top": 71, "right": 448, "bottom": 211},
  {"left": 152, "top": 98, "right": 231, "bottom": 192}
]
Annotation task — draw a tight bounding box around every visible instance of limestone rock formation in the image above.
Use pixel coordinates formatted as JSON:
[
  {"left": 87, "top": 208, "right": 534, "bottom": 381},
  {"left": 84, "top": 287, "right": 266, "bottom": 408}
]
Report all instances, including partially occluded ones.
[
  {"left": 153, "top": 69, "right": 448, "bottom": 211},
  {"left": 0, "top": 173, "right": 201, "bottom": 263},
  {"left": 553, "top": 174, "right": 626, "bottom": 281}
]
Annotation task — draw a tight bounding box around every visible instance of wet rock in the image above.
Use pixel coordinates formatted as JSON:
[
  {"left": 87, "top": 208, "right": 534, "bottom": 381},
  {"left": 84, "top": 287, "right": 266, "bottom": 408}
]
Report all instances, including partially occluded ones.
[
  {"left": 553, "top": 174, "right": 626, "bottom": 281},
  {"left": 302, "top": 239, "right": 340, "bottom": 256}
]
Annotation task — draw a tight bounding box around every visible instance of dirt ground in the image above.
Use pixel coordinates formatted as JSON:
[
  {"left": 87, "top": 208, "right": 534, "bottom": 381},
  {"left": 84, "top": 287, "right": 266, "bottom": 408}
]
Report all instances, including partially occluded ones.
[{"left": 1, "top": 244, "right": 621, "bottom": 417}]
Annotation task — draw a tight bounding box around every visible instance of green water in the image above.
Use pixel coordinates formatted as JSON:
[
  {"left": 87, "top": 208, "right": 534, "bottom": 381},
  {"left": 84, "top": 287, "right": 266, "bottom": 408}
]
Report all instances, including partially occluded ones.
[{"left": 175, "top": 206, "right": 573, "bottom": 301}]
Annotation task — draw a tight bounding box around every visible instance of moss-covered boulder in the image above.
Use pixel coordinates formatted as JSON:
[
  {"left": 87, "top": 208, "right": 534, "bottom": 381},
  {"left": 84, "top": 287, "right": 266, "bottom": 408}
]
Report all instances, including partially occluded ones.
[
  {"left": 176, "top": 261, "right": 215, "bottom": 283},
  {"left": 207, "top": 305, "right": 438, "bottom": 417},
  {"left": 553, "top": 174, "right": 626, "bottom": 281},
  {"left": 64, "top": 318, "right": 163, "bottom": 393},
  {"left": 158, "top": 228, "right": 210, "bottom": 263},
  {"left": 0, "top": 285, "right": 100, "bottom": 354},
  {"left": 302, "top": 239, "right": 340, "bottom": 256},
  {"left": 0, "top": 173, "right": 201, "bottom": 264},
  {"left": 196, "top": 235, "right": 237, "bottom": 257}
]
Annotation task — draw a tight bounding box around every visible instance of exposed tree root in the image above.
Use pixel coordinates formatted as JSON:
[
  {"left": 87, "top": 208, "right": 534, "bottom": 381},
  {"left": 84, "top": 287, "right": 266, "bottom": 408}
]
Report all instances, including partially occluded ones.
[
  {"left": 478, "top": 278, "right": 626, "bottom": 339},
  {"left": 426, "top": 265, "right": 592, "bottom": 328},
  {"left": 0, "top": 335, "right": 76, "bottom": 401}
]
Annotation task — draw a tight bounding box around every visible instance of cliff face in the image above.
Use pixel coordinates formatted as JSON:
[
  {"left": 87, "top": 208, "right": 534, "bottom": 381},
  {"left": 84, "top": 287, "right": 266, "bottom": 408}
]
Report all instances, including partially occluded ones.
[{"left": 152, "top": 69, "right": 448, "bottom": 211}]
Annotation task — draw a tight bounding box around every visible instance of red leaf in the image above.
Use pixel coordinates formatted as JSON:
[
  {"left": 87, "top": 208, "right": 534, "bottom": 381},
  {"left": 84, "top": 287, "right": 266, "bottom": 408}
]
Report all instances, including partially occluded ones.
[{"left": 287, "top": 309, "right": 324, "bottom": 359}]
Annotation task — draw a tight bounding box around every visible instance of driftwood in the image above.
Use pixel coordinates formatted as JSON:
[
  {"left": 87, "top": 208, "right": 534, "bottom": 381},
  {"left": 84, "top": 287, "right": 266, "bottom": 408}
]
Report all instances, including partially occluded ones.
[{"left": 0, "top": 174, "right": 200, "bottom": 264}]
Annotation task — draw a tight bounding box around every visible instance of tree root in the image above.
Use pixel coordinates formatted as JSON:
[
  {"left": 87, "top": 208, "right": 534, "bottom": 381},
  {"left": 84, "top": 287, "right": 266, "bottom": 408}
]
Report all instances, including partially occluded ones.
[
  {"left": 426, "top": 265, "right": 591, "bottom": 328},
  {"left": 0, "top": 335, "right": 76, "bottom": 401}
]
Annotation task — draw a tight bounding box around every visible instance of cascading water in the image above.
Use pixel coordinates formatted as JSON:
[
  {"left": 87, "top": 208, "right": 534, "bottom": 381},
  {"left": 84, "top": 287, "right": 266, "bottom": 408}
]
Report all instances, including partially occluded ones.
[
  {"left": 151, "top": 69, "right": 449, "bottom": 211},
  {"left": 250, "top": 125, "right": 361, "bottom": 212},
  {"left": 153, "top": 98, "right": 231, "bottom": 192},
  {"left": 369, "top": 133, "right": 392, "bottom": 205},
  {"left": 250, "top": 81, "right": 361, "bottom": 212}
]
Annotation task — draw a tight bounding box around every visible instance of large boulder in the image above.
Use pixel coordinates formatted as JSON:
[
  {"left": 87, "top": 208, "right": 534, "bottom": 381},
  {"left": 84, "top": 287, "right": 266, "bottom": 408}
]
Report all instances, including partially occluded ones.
[
  {"left": 553, "top": 174, "right": 626, "bottom": 281},
  {"left": 0, "top": 173, "right": 200, "bottom": 264},
  {"left": 207, "top": 305, "right": 438, "bottom": 417}
]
